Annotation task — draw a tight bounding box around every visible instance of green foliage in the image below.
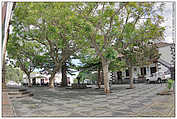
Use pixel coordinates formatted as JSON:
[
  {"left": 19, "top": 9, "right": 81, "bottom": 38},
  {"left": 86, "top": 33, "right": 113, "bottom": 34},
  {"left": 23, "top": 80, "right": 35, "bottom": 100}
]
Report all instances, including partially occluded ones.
[
  {"left": 5, "top": 65, "right": 23, "bottom": 83},
  {"left": 10, "top": 3, "right": 88, "bottom": 76},
  {"left": 73, "top": 79, "right": 78, "bottom": 83},
  {"left": 118, "top": 2, "right": 165, "bottom": 67},
  {"left": 167, "top": 79, "right": 174, "bottom": 90},
  {"left": 7, "top": 19, "right": 41, "bottom": 76},
  {"left": 104, "top": 48, "right": 118, "bottom": 60},
  {"left": 8, "top": 2, "right": 165, "bottom": 85},
  {"left": 78, "top": 70, "right": 97, "bottom": 82},
  {"left": 109, "top": 60, "right": 126, "bottom": 72}
]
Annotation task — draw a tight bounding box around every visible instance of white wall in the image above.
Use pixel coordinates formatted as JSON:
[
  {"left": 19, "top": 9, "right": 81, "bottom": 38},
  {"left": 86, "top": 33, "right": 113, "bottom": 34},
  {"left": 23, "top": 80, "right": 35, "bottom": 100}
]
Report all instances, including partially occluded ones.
[
  {"left": 118, "top": 63, "right": 157, "bottom": 80},
  {"left": 158, "top": 45, "right": 172, "bottom": 73},
  {"left": 54, "top": 73, "right": 62, "bottom": 83},
  {"left": 158, "top": 45, "right": 172, "bottom": 64}
]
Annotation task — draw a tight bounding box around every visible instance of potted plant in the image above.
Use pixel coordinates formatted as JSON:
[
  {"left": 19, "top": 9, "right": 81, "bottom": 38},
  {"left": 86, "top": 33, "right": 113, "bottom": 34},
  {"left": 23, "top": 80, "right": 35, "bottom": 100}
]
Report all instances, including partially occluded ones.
[
  {"left": 157, "top": 78, "right": 174, "bottom": 95},
  {"left": 167, "top": 79, "right": 174, "bottom": 92}
]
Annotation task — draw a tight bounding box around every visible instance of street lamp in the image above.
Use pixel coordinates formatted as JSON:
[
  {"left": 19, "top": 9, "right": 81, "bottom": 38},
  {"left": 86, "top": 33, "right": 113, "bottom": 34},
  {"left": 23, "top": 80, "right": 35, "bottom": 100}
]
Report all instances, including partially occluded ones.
[{"left": 170, "top": 43, "right": 175, "bottom": 80}]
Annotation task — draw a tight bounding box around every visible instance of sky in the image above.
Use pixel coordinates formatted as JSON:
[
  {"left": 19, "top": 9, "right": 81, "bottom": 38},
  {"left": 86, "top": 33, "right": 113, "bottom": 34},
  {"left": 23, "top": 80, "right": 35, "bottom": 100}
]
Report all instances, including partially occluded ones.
[{"left": 162, "top": 2, "right": 175, "bottom": 43}]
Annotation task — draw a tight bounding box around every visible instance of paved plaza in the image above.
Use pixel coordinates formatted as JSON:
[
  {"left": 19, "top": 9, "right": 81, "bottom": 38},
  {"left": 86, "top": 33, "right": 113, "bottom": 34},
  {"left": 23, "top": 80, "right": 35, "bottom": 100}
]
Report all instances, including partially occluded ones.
[{"left": 9, "top": 83, "right": 175, "bottom": 117}]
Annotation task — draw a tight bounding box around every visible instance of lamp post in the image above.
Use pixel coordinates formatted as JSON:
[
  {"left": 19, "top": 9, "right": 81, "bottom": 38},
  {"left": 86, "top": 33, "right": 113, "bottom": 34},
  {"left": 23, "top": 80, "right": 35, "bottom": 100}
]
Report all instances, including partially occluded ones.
[
  {"left": 171, "top": 2, "right": 175, "bottom": 93},
  {"left": 170, "top": 44, "right": 175, "bottom": 80}
]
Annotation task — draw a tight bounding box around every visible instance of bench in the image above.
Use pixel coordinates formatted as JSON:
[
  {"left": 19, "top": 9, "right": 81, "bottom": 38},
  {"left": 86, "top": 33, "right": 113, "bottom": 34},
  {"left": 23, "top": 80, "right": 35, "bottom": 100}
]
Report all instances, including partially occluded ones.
[{"left": 71, "top": 84, "right": 87, "bottom": 89}]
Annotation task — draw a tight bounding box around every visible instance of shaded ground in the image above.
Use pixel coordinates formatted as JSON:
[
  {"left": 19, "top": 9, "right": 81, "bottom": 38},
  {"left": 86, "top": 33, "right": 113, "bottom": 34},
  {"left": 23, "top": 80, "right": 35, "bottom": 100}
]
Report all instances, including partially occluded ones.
[{"left": 10, "top": 83, "right": 175, "bottom": 117}]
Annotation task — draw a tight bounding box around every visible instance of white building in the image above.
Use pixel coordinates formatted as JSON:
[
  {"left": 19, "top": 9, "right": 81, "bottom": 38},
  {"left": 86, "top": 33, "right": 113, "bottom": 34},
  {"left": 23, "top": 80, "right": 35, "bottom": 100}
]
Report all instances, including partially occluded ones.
[
  {"left": 23, "top": 72, "right": 62, "bottom": 85},
  {"left": 156, "top": 42, "right": 174, "bottom": 73},
  {"left": 111, "top": 42, "right": 174, "bottom": 84}
]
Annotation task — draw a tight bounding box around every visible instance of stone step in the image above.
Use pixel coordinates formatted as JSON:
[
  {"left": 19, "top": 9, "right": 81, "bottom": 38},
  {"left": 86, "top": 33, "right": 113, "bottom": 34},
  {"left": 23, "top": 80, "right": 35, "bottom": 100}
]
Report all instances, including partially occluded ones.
[
  {"left": 9, "top": 92, "right": 33, "bottom": 99},
  {"left": 3, "top": 88, "right": 27, "bottom": 92},
  {"left": 4, "top": 86, "right": 33, "bottom": 99},
  {"left": 8, "top": 91, "right": 31, "bottom": 95}
]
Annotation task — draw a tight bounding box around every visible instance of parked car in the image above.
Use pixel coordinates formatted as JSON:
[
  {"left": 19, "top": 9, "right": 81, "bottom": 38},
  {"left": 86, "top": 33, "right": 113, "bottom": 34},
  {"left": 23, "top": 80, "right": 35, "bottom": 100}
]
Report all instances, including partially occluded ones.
[
  {"left": 146, "top": 72, "right": 166, "bottom": 84},
  {"left": 164, "top": 72, "right": 171, "bottom": 80},
  {"left": 6, "top": 81, "right": 20, "bottom": 86}
]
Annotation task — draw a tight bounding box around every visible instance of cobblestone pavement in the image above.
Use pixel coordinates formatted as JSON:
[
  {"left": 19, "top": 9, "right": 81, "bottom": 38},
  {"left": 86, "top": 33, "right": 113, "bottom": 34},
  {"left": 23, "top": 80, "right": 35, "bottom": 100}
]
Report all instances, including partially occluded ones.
[{"left": 10, "top": 83, "right": 175, "bottom": 117}]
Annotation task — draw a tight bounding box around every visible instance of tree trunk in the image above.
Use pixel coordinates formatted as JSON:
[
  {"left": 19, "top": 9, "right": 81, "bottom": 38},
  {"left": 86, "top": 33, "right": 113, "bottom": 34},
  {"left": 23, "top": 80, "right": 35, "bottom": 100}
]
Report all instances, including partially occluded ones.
[
  {"left": 102, "top": 59, "right": 110, "bottom": 94},
  {"left": 101, "top": 69, "right": 103, "bottom": 84},
  {"left": 2, "top": 63, "right": 6, "bottom": 89},
  {"left": 117, "top": 72, "right": 119, "bottom": 84},
  {"left": 27, "top": 74, "right": 32, "bottom": 87},
  {"left": 129, "top": 66, "right": 134, "bottom": 89},
  {"left": 78, "top": 78, "right": 80, "bottom": 85},
  {"left": 97, "top": 67, "right": 101, "bottom": 88},
  {"left": 49, "top": 73, "right": 56, "bottom": 88},
  {"left": 61, "top": 62, "right": 67, "bottom": 87}
]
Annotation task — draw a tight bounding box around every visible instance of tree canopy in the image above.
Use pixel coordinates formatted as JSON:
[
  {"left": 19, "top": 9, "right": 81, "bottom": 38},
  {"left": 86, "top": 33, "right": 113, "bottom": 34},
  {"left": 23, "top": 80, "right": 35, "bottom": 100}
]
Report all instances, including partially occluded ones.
[{"left": 7, "top": 2, "right": 165, "bottom": 92}]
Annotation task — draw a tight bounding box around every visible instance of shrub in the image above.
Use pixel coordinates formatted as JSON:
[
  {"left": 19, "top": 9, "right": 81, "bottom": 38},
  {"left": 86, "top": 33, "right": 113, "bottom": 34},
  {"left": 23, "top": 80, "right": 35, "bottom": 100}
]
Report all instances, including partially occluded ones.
[{"left": 167, "top": 79, "right": 174, "bottom": 90}]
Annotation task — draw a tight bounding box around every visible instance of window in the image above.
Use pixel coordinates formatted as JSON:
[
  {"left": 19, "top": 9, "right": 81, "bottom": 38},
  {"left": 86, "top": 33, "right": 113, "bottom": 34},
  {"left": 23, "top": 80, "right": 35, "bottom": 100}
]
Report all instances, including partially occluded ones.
[
  {"left": 126, "top": 70, "right": 129, "bottom": 77},
  {"left": 150, "top": 67, "right": 157, "bottom": 74},
  {"left": 141, "top": 67, "right": 146, "bottom": 75}
]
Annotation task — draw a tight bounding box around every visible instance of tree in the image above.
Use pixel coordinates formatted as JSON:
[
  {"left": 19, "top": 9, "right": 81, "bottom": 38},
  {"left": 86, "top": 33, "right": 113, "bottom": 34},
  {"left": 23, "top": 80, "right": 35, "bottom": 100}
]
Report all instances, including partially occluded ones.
[
  {"left": 75, "top": 46, "right": 103, "bottom": 88},
  {"left": 115, "top": 3, "right": 165, "bottom": 88},
  {"left": 75, "top": 3, "right": 128, "bottom": 93},
  {"left": 13, "top": 3, "right": 88, "bottom": 88},
  {"left": 5, "top": 65, "right": 23, "bottom": 84},
  {"left": 61, "top": 58, "right": 77, "bottom": 87},
  {"left": 74, "top": 2, "right": 165, "bottom": 92},
  {"left": 61, "top": 62, "right": 67, "bottom": 87},
  {"left": 7, "top": 17, "right": 41, "bottom": 86}
]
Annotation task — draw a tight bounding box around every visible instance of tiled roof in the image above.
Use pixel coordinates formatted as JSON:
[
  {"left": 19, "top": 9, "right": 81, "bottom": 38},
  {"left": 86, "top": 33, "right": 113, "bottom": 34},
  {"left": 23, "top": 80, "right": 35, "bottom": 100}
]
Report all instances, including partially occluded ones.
[{"left": 155, "top": 42, "right": 173, "bottom": 48}]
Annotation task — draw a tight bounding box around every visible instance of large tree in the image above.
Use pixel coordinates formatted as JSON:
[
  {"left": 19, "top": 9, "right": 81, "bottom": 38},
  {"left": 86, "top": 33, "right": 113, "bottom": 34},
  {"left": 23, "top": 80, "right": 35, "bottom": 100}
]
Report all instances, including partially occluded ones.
[
  {"left": 61, "top": 58, "right": 77, "bottom": 87},
  {"left": 74, "top": 2, "right": 165, "bottom": 92},
  {"left": 13, "top": 3, "right": 88, "bottom": 88},
  {"left": 116, "top": 3, "right": 165, "bottom": 88},
  {"left": 74, "top": 3, "right": 128, "bottom": 93},
  {"left": 75, "top": 47, "right": 103, "bottom": 88},
  {"left": 7, "top": 17, "right": 41, "bottom": 86}
]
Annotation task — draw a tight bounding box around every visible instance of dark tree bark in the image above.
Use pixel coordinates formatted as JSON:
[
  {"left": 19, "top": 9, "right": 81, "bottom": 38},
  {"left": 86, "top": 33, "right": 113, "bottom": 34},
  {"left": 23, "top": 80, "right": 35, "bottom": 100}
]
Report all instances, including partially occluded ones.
[
  {"left": 117, "top": 72, "right": 119, "bottom": 84},
  {"left": 97, "top": 67, "right": 101, "bottom": 88},
  {"left": 78, "top": 78, "right": 80, "bottom": 85},
  {"left": 27, "top": 74, "right": 32, "bottom": 87},
  {"left": 61, "top": 62, "right": 67, "bottom": 87}
]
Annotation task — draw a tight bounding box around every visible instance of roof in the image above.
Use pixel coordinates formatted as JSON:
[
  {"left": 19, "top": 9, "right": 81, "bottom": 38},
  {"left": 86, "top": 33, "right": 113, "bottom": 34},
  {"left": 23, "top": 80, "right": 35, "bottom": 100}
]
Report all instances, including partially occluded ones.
[
  {"left": 155, "top": 42, "right": 173, "bottom": 48},
  {"left": 117, "top": 53, "right": 124, "bottom": 58}
]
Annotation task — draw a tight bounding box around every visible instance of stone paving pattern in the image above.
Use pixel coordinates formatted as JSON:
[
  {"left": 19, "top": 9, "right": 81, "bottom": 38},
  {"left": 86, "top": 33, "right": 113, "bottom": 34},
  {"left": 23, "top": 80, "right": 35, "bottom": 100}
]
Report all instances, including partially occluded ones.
[{"left": 9, "top": 83, "right": 175, "bottom": 117}]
